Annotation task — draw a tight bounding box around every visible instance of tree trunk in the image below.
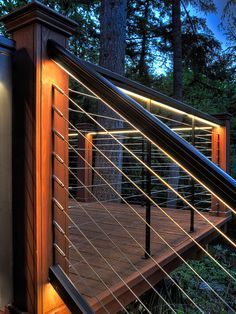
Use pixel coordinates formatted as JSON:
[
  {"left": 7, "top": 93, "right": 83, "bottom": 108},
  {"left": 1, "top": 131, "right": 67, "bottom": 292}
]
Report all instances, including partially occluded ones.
[
  {"left": 138, "top": 0, "right": 150, "bottom": 80},
  {"left": 172, "top": 0, "right": 183, "bottom": 101},
  {"left": 167, "top": 0, "right": 183, "bottom": 208},
  {"left": 93, "top": 0, "right": 127, "bottom": 201},
  {"left": 99, "top": 0, "right": 127, "bottom": 75}
]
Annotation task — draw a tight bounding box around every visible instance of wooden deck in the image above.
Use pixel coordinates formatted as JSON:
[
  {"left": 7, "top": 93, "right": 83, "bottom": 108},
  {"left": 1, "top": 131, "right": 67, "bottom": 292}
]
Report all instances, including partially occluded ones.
[{"left": 68, "top": 201, "right": 229, "bottom": 313}]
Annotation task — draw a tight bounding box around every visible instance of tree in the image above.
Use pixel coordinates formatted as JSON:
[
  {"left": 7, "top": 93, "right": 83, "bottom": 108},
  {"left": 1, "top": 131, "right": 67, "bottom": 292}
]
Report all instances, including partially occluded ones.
[
  {"left": 171, "top": 0, "right": 216, "bottom": 101},
  {"left": 93, "top": 0, "right": 128, "bottom": 201},
  {"left": 0, "top": 0, "right": 100, "bottom": 62},
  {"left": 221, "top": 0, "right": 236, "bottom": 64},
  {"left": 99, "top": 0, "right": 127, "bottom": 75},
  {"left": 172, "top": 0, "right": 183, "bottom": 101},
  {"left": 126, "top": 0, "right": 167, "bottom": 84},
  {"left": 165, "top": 0, "right": 215, "bottom": 207}
]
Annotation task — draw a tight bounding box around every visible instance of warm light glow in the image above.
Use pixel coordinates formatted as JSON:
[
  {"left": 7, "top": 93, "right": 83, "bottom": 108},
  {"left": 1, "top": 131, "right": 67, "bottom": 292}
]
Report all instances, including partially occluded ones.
[
  {"left": 69, "top": 132, "right": 79, "bottom": 137},
  {"left": 119, "top": 88, "right": 220, "bottom": 128},
  {"left": 54, "top": 60, "right": 220, "bottom": 128},
  {"left": 172, "top": 126, "right": 212, "bottom": 131},
  {"left": 52, "top": 62, "right": 234, "bottom": 212},
  {"left": 44, "top": 283, "right": 65, "bottom": 308},
  {"left": 71, "top": 127, "right": 212, "bottom": 136},
  {"left": 58, "top": 110, "right": 236, "bottom": 288},
  {"left": 89, "top": 129, "right": 139, "bottom": 135}
]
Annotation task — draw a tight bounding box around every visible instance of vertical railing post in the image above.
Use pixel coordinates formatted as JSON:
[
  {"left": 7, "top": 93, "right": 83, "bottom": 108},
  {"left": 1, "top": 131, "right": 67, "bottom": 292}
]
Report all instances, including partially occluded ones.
[
  {"left": 75, "top": 123, "right": 94, "bottom": 202},
  {"left": 145, "top": 100, "right": 152, "bottom": 258},
  {"left": 211, "top": 113, "right": 232, "bottom": 216},
  {"left": 190, "top": 117, "right": 195, "bottom": 232},
  {"left": 1, "top": 3, "right": 77, "bottom": 313},
  {"left": 0, "top": 36, "right": 14, "bottom": 312},
  {"left": 141, "top": 136, "right": 145, "bottom": 207}
]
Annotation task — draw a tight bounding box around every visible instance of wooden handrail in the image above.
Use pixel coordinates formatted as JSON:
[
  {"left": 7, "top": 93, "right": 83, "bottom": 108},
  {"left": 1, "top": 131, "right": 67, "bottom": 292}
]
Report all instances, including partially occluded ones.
[{"left": 47, "top": 39, "right": 236, "bottom": 211}]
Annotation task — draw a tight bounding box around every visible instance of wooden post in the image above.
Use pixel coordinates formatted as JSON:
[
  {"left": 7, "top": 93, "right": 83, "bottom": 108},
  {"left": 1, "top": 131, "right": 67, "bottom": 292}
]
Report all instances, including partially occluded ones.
[
  {"left": 211, "top": 113, "right": 232, "bottom": 216},
  {"left": 1, "top": 2, "right": 77, "bottom": 313},
  {"left": 0, "top": 36, "right": 14, "bottom": 312},
  {"left": 75, "top": 123, "right": 94, "bottom": 202}
]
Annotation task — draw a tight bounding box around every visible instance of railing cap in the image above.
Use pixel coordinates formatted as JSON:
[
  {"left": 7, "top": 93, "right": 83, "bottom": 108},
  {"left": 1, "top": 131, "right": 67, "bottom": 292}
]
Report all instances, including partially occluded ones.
[{"left": 1, "top": 0, "right": 78, "bottom": 37}]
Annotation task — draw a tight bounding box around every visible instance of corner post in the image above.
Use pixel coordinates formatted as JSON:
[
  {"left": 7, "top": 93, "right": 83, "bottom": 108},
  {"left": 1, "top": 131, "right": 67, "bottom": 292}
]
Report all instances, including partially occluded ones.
[
  {"left": 1, "top": 2, "right": 77, "bottom": 313},
  {"left": 211, "top": 113, "right": 232, "bottom": 216}
]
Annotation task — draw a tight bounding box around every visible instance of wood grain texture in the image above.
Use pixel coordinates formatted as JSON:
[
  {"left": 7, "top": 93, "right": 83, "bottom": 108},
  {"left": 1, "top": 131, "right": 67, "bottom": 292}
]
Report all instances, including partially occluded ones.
[
  {"left": 211, "top": 125, "right": 231, "bottom": 216},
  {"left": 75, "top": 124, "right": 94, "bottom": 202},
  {"left": 66, "top": 201, "right": 229, "bottom": 313},
  {"left": 4, "top": 2, "right": 76, "bottom": 312}
]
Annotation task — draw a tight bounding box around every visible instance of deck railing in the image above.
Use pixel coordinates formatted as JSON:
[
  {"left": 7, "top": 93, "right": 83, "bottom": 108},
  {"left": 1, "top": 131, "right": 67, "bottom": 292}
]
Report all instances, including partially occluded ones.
[
  {"left": 1, "top": 2, "right": 235, "bottom": 313},
  {"left": 49, "top": 40, "right": 236, "bottom": 312}
]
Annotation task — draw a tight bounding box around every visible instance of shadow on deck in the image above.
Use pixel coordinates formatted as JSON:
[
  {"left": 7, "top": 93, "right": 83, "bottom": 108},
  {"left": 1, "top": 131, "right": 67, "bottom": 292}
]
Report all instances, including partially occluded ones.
[{"left": 68, "top": 201, "right": 229, "bottom": 313}]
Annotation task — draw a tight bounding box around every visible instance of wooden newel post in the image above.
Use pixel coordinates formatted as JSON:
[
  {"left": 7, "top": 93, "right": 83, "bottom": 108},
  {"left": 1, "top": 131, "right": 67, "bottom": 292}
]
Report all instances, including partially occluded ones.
[
  {"left": 1, "top": 2, "right": 77, "bottom": 313},
  {"left": 211, "top": 113, "right": 232, "bottom": 217}
]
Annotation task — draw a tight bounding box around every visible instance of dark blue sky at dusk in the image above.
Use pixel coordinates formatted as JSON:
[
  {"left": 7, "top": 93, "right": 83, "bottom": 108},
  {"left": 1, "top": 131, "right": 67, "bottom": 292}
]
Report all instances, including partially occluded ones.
[{"left": 189, "top": 0, "right": 229, "bottom": 49}]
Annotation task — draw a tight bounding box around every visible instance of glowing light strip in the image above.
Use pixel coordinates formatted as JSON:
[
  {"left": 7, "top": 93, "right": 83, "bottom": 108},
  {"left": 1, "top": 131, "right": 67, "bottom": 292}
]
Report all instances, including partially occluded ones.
[
  {"left": 63, "top": 113, "right": 236, "bottom": 272},
  {"left": 89, "top": 130, "right": 139, "bottom": 135},
  {"left": 69, "top": 132, "right": 79, "bottom": 137},
  {"left": 119, "top": 88, "right": 220, "bottom": 128},
  {"left": 54, "top": 134, "right": 202, "bottom": 311},
  {"left": 52, "top": 62, "right": 234, "bottom": 213},
  {"left": 70, "top": 127, "right": 212, "bottom": 137},
  {"left": 53, "top": 122, "right": 234, "bottom": 311},
  {"left": 53, "top": 101, "right": 236, "bottom": 287},
  {"left": 172, "top": 126, "right": 212, "bottom": 131}
]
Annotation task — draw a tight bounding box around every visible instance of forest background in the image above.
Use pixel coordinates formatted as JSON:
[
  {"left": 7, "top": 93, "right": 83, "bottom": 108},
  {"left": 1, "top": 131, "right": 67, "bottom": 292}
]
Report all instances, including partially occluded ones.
[{"left": 0, "top": 0, "right": 235, "bottom": 175}]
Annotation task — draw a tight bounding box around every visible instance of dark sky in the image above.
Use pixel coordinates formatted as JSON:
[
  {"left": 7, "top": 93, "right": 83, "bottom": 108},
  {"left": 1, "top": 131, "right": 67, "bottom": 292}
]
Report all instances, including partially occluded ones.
[{"left": 189, "top": 0, "right": 228, "bottom": 49}]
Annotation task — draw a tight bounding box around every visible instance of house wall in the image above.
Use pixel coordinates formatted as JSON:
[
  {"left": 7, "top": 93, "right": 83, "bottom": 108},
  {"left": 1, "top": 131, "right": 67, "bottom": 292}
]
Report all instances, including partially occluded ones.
[{"left": 0, "top": 36, "right": 14, "bottom": 310}]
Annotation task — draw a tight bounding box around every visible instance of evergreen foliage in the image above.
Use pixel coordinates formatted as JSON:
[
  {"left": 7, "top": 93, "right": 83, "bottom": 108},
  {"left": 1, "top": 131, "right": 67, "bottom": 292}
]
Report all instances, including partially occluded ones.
[{"left": 0, "top": 0, "right": 235, "bottom": 176}]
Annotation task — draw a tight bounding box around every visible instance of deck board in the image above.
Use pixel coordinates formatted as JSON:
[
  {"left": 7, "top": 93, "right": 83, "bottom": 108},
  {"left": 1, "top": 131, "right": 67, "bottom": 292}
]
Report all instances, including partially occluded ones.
[{"left": 68, "top": 201, "right": 228, "bottom": 313}]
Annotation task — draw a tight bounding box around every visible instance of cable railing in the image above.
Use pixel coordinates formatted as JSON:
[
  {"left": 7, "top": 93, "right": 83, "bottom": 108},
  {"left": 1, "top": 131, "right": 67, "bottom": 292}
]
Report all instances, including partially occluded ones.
[{"left": 48, "top": 39, "right": 236, "bottom": 313}]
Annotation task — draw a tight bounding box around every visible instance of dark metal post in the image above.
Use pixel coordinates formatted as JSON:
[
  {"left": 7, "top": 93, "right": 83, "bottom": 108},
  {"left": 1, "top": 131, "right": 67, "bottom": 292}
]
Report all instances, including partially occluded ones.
[
  {"left": 0, "top": 36, "right": 14, "bottom": 310},
  {"left": 141, "top": 137, "right": 145, "bottom": 206},
  {"left": 145, "top": 100, "right": 152, "bottom": 258},
  {"left": 190, "top": 117, "right": 195, "bottom": 232}
]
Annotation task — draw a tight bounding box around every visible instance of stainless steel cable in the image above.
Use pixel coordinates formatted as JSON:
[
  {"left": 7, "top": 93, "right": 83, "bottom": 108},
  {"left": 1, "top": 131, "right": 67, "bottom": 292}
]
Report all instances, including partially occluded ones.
[
  {"left": 60, "top": 131, "right": 235, "bottom": 311},
  {"left": 52, "top": 177, "right": 176, "bottom": 313},
  {"left": 53, "top": 221, "right": 130, "bottom": 313},
  {"left": 64, "top": 92, "right": 236, "bottom": 246},
  {"left": 54, "top": 244, "right": 110, "bottom": 313},
  {"left": 53, "top": 171, "right": 201, "bottom": 312},
  {"left": 57, "top": 94, "right": 236, "bottom": 250},
  {"left": 53, "top": 130, "right": 204, "bottom": 313},
  {"left": 52, "top": 185, "right": 152, "bottom": 314},
  {"left": 62, "top": 129, "right": 235, "bottom": 311}
]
